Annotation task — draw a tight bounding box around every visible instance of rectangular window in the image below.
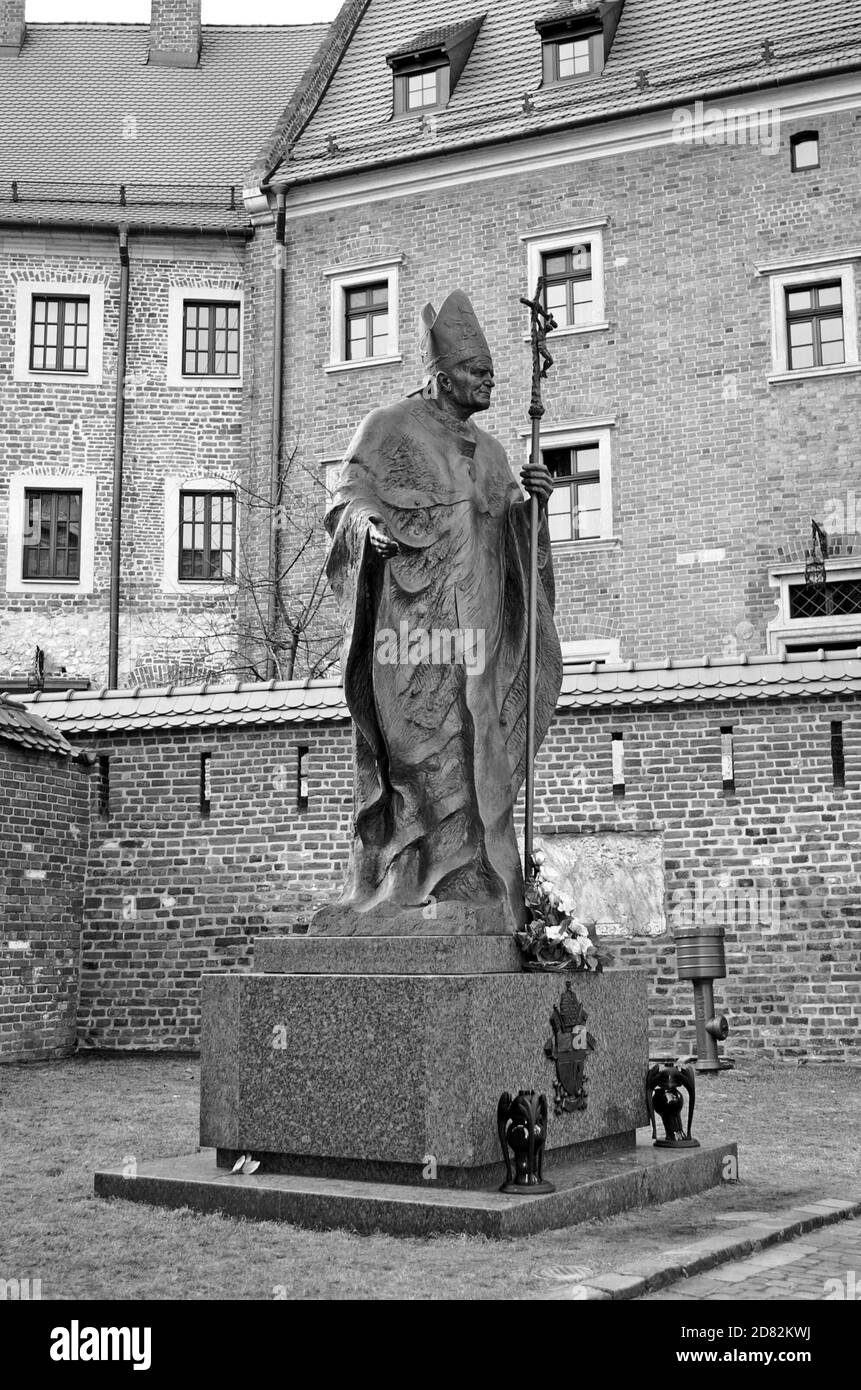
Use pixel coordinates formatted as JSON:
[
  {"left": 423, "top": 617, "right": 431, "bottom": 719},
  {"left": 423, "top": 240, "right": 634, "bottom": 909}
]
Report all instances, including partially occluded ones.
[
  {"left": 543, "top": 444, "right": 602, "bottom": 543},
  {"left": 297, "top": 745, "right": 309, "bottom": 811},
  {"left": 541, "top": 246, "right": 593, "bottom": 329},
  {"left": 181, "top": 300, "right": 241, "bottom": 377},
  {"left": 790, "top": 131, "right": 820, "bottom": 171},
  {"left": 97, "top": 755, "right": 110, "bottom": 819},
  {"left": 406, "top": 69, "right": 440, "bottom": 109},
  {"left": 720, "top": 726, "right": 735, "bottom": 794},
  {"left": 785, "top": 282, "right": 845, "bottom": 371},
  {"left": 200, "top": 752, "right": 212, "bottom": 816},
  {"left": 178, "top": 491, "right": 236, "bottom": 581},
  {"left": 344, "top": 282, "right": 389, "bottom": 361},
  {"left": 556, "top": 37, "right": 592, "bottom": 78},
  {"left": 611, "top": 732, "right": 625, "bottom": 797},
  {"left": 831, "top": 721, "right": 845, "bottom": 789},
  {"left": 29, "top": 295, "right": 89, "bottom": 374},
  {"left": 22, "top": 489, "right": 82, "bottom": 580}
]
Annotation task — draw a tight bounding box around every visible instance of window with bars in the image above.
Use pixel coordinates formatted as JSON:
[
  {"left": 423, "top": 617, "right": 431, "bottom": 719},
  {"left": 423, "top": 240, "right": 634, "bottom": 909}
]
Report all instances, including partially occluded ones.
[
  {"left": 181, "top": 300, "right": 241, "bottom": 377},
  {"left": 22, "top": 489, "right": 82, "bottom": 580},
  {"left": 29, "top": 295, "right": 89, "bottom": 373},
  {"left": 785, "top": 282, "right": 845, "bottom": 370},
  {"left": 541, "top": 246, "right": 593, "bottom": 329},
  {"left": 788, "top": 579, "right": 861, "bottom": 619},
  {"left": 543, "top": 444, "right": 602, "bottom": 543},
  {"left": 178, "top": 491, "right": 236, "bottom": 581},
  {"left": 345, "top": 282, "right": 389, "bottom": 361}
]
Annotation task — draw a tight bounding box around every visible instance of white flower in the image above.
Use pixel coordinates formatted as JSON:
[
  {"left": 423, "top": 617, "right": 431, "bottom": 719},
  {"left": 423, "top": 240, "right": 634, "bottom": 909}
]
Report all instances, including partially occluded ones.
[
  {"left": 544, "top": 921, "right": 567, "bottom": 944},
  {"left": 532, "top": 849, "right": 546, "bottom": 867},
  {"left": 556, "top": 893, "right": 576, "bottom": 916},
  {"left": 562, "top": 935, "right": 589, "bottom": 959}
]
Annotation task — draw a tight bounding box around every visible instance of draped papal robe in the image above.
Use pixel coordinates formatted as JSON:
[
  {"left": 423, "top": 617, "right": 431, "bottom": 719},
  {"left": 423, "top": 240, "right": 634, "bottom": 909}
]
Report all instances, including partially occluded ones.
[{"left": 323, "top": 394, "right": 563, "bottom": 932}]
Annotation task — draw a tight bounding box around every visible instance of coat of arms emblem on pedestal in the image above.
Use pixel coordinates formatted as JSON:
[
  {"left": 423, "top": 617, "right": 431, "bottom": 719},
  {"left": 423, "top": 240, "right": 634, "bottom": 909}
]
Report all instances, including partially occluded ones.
[{"left": 544, "top": 982, "right": 597, "bottom": 1115}]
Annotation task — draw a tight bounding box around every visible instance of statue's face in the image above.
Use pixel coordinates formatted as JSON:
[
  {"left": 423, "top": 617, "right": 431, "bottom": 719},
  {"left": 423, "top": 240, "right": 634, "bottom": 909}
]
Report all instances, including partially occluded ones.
[{"left": 442, "top": 356, "right": 495, "bottom": 413}]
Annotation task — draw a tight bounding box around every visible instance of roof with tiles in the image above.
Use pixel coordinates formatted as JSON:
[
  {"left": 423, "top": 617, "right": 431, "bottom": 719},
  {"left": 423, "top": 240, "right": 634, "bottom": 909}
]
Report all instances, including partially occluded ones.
[
  {"left": 14, "top": 652, "right": 861, "bottom": 733},
  {"left": 387, "top": 19, "right": 487, "bottom": 60},
  {"left": 0, "top": 22, "right": 327, "bottom": 229},
  {"left": 267, "top": 0, "right": 861, "bottom": 188},
  {"left": 0, "top": 694, "right": 73, "bottom": 756}
]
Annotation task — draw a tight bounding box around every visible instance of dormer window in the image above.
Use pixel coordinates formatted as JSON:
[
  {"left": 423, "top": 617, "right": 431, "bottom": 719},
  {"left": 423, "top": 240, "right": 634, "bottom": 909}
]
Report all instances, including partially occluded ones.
[
  {"left": 536, "top": 1, "right": 626, "bottom": 85},
  {"left": 556, "top": 37, "right": 594, "bottom": 79},
  {"left": 406, "top": 69, "right": 442, "bottom": 111},
  {"left": 387, "top": 16, "right": 485, "bottom": 119}
]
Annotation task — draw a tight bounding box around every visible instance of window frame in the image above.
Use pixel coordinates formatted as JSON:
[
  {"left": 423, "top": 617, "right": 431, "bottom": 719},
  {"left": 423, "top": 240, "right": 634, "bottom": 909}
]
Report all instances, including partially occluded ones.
[
  {"left": 21, "top": 486, "right": 83, "bottom": 582},
  {"left": 533, "top": 426, "right": 614, "bottom": 551},
  {"left": 790, "top": 130, "right": 820, "bottom": 172},
  {"left": 766, "top": 261, "right": 859, "bottom": 383},
  {"left": 544, "top": 31, "right": 603, "bottom": 84},
  {"left": 767, "top": 558, "right": 861, "bottom": 653},
  {"left": 522, "top": 225, "right": 608, "bottom": 337},
  {"left": 162, "top": 476, "right": 239, "bottom": 594},
  {"left": 325, "top": 259, "right": 402, "bottom": 372},
  {"left": 784, "top": 280, "right": 845, "bottom": 371},
  {"left": 29, "top": 295, "right": 90, "bottom": 375},
  {"left": 180, "top": 298, "right": 242, "bottom": 379},
  {"left": 343, "top": 280, "right": 390, "bottom": 363},
  {"left": 177, "top": 489, "right": 237, "bottom": 584},
  {"left": 561, "top": 638, "right": 621, "bottom": 667},
  {"left": 392, "top": 63, "right": 448, "bottom": 116},
  {"left": 166, "top": 286, "right": 244, "bottom": 389},
  {"left": 543, "top": 440, "right": 604, "bottom": 544},
  {"left": 5, "top": 473, "right": 97, "bottom": 593},
  {"left": 14, "top": 281, "right": 105, "bottom": 385}
]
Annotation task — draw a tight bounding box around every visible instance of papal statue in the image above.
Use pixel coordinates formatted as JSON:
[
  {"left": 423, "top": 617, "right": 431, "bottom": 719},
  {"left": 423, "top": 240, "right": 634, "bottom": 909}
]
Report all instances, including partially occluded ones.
[{"left": 319, "top": 291, "right": 563, "bottom": 933}]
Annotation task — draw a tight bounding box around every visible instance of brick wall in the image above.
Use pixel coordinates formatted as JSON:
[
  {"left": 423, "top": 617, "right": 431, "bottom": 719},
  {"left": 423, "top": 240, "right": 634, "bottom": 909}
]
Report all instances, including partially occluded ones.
[
  {"left": 0, "top": 228, "right": 250, "bottom": 687},
  {"left": 0, "top": 742, "right": 89, "bottom": 1062},
  {"left": 68, "top": 692, "right": 860, "bottom": 1061},
  {"left": 269, "top": 103, "right": 861, "bottom": 668}
]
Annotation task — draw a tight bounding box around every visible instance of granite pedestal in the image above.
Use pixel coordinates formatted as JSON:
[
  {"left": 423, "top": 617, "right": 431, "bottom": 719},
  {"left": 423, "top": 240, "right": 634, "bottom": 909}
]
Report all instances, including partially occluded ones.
[
  {"left": 95, "top": 926, "right": 736, "bottom": 1236},
  {"left": 200, "top": 947, "right": 648, "bottom": 1183}
]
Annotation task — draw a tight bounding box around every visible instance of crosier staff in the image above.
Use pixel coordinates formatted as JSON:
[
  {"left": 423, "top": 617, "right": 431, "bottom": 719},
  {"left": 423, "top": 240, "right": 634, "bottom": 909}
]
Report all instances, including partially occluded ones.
[{"left": 519, "top": 277, "right": 557, "bottom": 882}]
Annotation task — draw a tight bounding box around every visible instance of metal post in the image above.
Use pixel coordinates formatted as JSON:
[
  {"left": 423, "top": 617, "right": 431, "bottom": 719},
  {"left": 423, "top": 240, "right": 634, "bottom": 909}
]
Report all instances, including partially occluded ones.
[
  {"left": 520, "top": 279, "right": 556, "bottom": 879},
  {"left": 266, "top": 191, "right": 287, "bottom": 680},
  {"left": 108, "top": 226, "right": 130, "bottom": 689}
]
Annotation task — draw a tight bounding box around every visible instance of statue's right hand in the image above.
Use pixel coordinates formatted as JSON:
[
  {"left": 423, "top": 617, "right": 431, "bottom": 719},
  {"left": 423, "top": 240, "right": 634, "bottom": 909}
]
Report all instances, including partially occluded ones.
[{"left": 368, "top": 519, "right": 400, "bottom": 559}]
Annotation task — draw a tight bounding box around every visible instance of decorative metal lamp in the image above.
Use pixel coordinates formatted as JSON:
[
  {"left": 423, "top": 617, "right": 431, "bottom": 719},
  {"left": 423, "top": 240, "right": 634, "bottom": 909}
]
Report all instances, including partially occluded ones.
[
  {"left": 675, "top": 925, "right": 730, "bottom": 1073},
  {"left": 805, "top": 519, "right": 829, "bottom": 588}
]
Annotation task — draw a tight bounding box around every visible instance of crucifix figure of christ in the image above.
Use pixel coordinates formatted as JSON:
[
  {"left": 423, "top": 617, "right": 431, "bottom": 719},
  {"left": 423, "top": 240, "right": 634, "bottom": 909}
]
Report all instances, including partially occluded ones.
[{"left": 318, "top": 290, "right": 563, "bottom": 934}]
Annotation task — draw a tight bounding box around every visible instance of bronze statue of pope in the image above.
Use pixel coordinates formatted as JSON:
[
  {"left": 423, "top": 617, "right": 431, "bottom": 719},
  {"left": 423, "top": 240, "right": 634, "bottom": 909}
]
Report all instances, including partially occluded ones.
[{"left": 318, "top": 291, "right": 562, "bottom": 933}]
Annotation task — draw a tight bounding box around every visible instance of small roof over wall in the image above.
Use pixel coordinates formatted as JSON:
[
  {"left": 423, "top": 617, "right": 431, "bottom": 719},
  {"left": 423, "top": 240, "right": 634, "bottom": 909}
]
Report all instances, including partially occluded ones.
[
  {"left": 0, "top": 693, "right": 73, "bottom": 755},
  {"left": 14, "top": 652, "right": 861, "bottom": 734}
]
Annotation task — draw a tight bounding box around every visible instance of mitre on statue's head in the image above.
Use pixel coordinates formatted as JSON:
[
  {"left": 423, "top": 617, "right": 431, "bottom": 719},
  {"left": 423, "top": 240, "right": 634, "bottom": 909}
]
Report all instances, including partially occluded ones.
[{"left": 419, "top": 291, "right": 492, "bottom": 385}]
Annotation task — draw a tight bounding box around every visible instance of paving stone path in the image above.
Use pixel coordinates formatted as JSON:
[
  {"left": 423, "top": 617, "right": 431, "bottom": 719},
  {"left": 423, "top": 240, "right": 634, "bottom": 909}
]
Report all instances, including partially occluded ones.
[{"left": 640, "top": 1216, "right": 861, "bottom": 1300}]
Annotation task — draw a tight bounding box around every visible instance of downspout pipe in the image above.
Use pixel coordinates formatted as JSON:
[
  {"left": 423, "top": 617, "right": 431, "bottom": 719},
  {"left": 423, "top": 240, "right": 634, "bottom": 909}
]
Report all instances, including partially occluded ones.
[
  {"left": 266, "top": 190, "right": 287, "bottom": 679},
  {"left": 108, "top": 227, "right": 130, "bottom": 689}
]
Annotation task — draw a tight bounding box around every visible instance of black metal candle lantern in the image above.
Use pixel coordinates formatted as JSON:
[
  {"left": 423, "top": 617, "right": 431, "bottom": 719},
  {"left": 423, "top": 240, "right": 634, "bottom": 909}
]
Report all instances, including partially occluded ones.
[{"left": 497, "top": 1089, "right": 555, "bottom": 1194}]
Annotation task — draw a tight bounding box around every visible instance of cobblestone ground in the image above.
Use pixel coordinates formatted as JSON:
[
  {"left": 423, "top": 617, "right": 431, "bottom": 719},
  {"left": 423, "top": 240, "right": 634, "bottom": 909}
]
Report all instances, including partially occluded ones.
[{"left": 640, "top": 1218, "right": 861, "bottom": 1300}]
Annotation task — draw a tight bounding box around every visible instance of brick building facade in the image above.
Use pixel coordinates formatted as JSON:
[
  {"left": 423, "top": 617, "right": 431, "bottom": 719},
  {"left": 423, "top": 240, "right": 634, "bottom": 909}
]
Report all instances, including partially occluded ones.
[
  {"left": 251, "top": 0, "right": 861, "bottom": 670},
  {"left": 0, "top": 4, "right": 325, "bottom": 689}
]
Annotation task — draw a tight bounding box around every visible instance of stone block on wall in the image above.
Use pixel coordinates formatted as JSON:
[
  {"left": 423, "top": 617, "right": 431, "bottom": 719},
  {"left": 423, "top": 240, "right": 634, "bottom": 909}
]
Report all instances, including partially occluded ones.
[{"left": 535, "top": 830, "right": 666, "bottom": 938}]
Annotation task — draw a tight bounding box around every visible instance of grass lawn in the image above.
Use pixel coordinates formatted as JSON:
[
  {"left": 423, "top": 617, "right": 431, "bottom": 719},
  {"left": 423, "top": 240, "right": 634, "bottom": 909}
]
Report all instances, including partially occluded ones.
[{"left": 1, "top": 1056, "right": 859, "bottom": 1300}]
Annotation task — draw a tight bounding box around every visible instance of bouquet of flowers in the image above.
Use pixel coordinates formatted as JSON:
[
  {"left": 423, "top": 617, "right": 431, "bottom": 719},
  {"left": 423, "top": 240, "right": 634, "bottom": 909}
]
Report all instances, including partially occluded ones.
[{"left": 515, "top": 850, "right": 614, "bottom": 973}]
